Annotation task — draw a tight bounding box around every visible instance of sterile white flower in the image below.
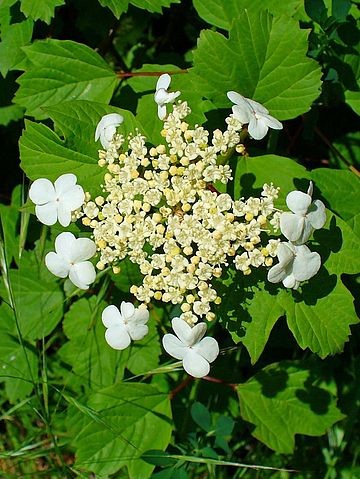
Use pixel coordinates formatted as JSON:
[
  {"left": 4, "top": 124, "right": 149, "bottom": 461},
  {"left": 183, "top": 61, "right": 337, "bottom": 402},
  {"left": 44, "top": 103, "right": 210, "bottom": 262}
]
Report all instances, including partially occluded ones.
[
  {"left": 154, "top": 74, "right": 181, "bottom": 120},
  {"left": 95, "top": 113, "right": 124, "bottom": 149},
  {"left": 267, "top": 242, "right": 321, "bottom": 289},
  {"left": 29, "top": 174, "right": 85, "bottom": 227},
  {"left": 280, "top": 182, "right": 326, "bottom": 244},
  {"left": 227, "top": 91, "right": 283, "bottom": 140},
  {"left": 45, "top": 232, "right": 96, "bottom": 289},
  {"left": 162, "top": 317, "right": 219, "bottom": 378},
  {"left": 102, "top": 302, "right": 149, "bottom": 350}
]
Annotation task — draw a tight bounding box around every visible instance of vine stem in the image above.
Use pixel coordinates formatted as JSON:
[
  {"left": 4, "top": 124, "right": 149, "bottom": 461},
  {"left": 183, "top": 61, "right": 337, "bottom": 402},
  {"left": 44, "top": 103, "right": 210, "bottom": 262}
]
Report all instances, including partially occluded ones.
[{"left": 116, "top": 69, "right": 188, "bottom": 79}]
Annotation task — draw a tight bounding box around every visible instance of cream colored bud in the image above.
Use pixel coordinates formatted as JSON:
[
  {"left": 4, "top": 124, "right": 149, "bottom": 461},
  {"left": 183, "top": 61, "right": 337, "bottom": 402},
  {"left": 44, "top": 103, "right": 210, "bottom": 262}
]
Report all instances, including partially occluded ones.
[
  {"left": 157, "top": 224, "right": 166, "bottom": 235},
  {"left": 245, "top": 212, "right": 254, "bottom": 222},
  {"left": 157, "top": 145, "right": 166, "bottom": 154},
  {"left": 142, "top": 202, "right": 151, "bottom": 212},
  {"left": 150, "top": 147, "right": 157, "bottom": 156},
  {"left": 98, "top": 212, "right": 105, "bottom": 220},
  {"left": 97, "top": 239, "right": 107, "bottom": 249},
  {"left": 206, "top": 312, "right": 216, "bottom": 321},
  {"left": 265, "top": 257, "right": 273, "bottom": 267},
  {"left": 130, "top": 285, "right": 138, "bottom": 294},
  {"left": 180, "top": 157, "right": 190, "bottom": 166},
  {"left": 96, "top": 261, "right": 105, "bottom": 270},
  {"left": 261, "top": 248, "right": 269, "bottom": 257},
  {"left": 153, "top": 213, "right": 162, "bottom": 224},
  {"left": 90, "top": 220, "right": 98, "bottom": 228},
  {"left": 191, "top": 256, "right": 200, "bottom": 265},
  {"left": 244, "top": 242, "right": 254, "bottom": 251},
  {"left": 186, "top": 294, "right": 195, "bottom": 304},
  {"left": 119, "top": 153, "right": 126, "bottom": 161},
  {"left": 183, "top": 246, "right": 193, "bottom": 256},
  {"left": 214, "top": 296, "right": 222, "bottom": 305},
  {"left": 162, "top": 292, "right": 171, "bottom": 302},
  {"left": 82, "top": 217, "right": 91, "bottom": 226},
  {"left": 112, "top": 266, "right": 121, "bottom": 274},
  {"left": 114, "top": 214, "right": 123, "bottom": 223},
  {"left": 95, "top": 196, "right": 105, "bottom": 206},
  {"left": 98, "top": 159, "right": 106, "bottom": 167},
  {"left": 131, "top": 170, "right": 139, "bottom": 179},
  {"left": 251, "top": 236, "right": 260, "bottom": 244},
  {"left": 181, "top": 303, "right": 191, "bottom": 312},
  {"left": 144, "top": 170, "right": 153, "bottom": 180},
  {"left": 187, "top": 264, "right": 196, "bottom": 274},
  {"left": 141, "top": 158, "right": 150, "bottom": 167},
  {"left": 243, "top": 267, "right": 251, "bottom": 276},
  {"left": 153, "top": 291, "right": 162, "bottom": 300},
  {"left": 169, "top": 165, "right": 177, "bottom": 176}
]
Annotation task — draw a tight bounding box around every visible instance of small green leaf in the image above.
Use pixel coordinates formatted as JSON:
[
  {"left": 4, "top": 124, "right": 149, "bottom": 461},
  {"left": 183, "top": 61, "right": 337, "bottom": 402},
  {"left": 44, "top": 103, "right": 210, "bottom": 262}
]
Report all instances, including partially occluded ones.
[
  {"left": 191, "top": 10, "right": 322, "bottom": 120},
  {"left": 237, "top": 361, "right": 344, "bottom": 453},
  {"left": 15, "top": 39, "right": 118, "bottom": 119},
  {"left": 126, "top": 319, "right": 161, "bottom": 375},
  {"left": 0, "top": 324, "right": 38, "bottom": 403},
  {"left": 73, "top": 383, "right": 172, "bottom": 478},
  {"left": 0, "top": 104, "right": 25, "bottom": 125},
  {"left": 193, "top": 0, "right": 305, "bottom": 30},
  {"left": 191, "top": 402, "right": 212, "bottom": 432},
  {"left": 20, "top": 0, "right": 65, "bottom": 23},
  {"left": 0, "top": 19, "right": 33, "bottom": 77}
]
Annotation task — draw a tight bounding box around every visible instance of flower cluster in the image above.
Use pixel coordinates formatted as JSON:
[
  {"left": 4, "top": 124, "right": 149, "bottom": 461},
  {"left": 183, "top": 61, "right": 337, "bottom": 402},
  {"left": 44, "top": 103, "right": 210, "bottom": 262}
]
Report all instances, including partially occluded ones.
[
  {"left": 81, "top": 97, "right": 281, "bottom": 326},
  {"left": 268, "top": 182, "right": 326, "bottom": 289},
  {"left": 28, "top": 73, "right": 327, "bottom": 377}
]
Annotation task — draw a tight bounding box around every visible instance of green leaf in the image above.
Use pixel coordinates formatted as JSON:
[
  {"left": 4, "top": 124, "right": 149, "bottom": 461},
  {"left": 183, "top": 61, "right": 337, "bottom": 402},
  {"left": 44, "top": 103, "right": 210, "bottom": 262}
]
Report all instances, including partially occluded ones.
[
  {"left": 126, "top": 319, "right": 161, "bottom": 375},
  {"left": 233, "top": 154, "right": 310, "bottom": 205},
  {"left": 14, "top": 39, "right": 118, "bottom": 119},
  {"left": 241, "top": 286, "right": 285, "bottom": 364},
  {"left": 311, "top": 169, "right": 360, "bottom": 226},
  {"left": 20, "top": 0, "right": 65, "bottom": 23},
  {"left": 344, "top": 52, "right": 360, "bottom": 115},
  {"left": 0, "top": 322, "right": 38, "bottom": 403},
  {"left": 191, "top": 10, "right": 322, "bottom": 120},
  {"left": 0, "top": 186, "right": 21, "bottom": 266},
  {"left": 278, "top": 271, "right": 358, "bottom": 358},
  {"left": 0, "top": 19, "right": 33, "bottom": 77},
  {"left": 237, "top": 361, "right": 344, "bottom": 453},
  {"left": 191, "top": 402, "right": 212, "bottom": 432},
  {"left": 99, "top": 0, "right": 180, "bottom": 17},
  {"left": 193, "top": 0, "right": 305, "bottom": 30},
  {"left": 19, "top": 120, "right": 104, "bottom": 195},
  {"left": 0, "top": 249, "right": 64, "bottom": 340},
  {"left": 59, "top": 297, "right": 127, "bottom": 389},
  {"left": 73, "top": 383, "right": 172, "bottom": 478},
  {"left": 0, "top": 104, "right": 25, "bottom": 125},
  {"left": 45, "top": 100, "right": 143, "bottom": 158}
]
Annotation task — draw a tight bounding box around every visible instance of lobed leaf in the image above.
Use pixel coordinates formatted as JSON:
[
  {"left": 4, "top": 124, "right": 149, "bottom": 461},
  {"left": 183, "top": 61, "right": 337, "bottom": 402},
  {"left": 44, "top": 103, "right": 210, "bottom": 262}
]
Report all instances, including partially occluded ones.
[
  {"left": 20, "top": 0, "right": 65, "bottom": 23},
  {"left": 191, "top": 10, "right": 322, "bottom": 120},
  {"left": 14, "top": 39, "right": 118, "bottom": 119},
  {"left": 237, "top": 361, "right": 344, "bottom": 453}
]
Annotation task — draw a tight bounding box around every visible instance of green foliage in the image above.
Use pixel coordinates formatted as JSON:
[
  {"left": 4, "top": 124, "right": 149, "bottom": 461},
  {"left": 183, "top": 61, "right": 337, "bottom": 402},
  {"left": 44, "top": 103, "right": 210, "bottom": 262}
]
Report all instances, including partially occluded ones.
[
  {"left": 0, "top": 18, "right": 33, "bottom": 77},
  {"left": 71, "top": 383, "right": 172, "bottom": 478},
  {"left": 100, "top": 0, "right": 180, "bottom": 17},
  {"left": 191, "top": 10, "right": 322, "bottom": 119},
  {"left": 20, "top": 0, "right": 65, "bottom": 24},
  {"left": 14, "top": 39, "right": 118, "bottom": 119},
  {"left": 237, "top": 361, "right": 344, "bottom": 453}
]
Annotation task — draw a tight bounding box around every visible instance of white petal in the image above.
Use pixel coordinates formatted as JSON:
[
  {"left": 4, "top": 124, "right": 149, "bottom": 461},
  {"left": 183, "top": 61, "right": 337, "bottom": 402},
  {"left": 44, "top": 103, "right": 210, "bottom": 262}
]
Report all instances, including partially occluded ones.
[
  {"left": 69, "top": 261, "right": 96, "bottom": 289},
  {"left": 276, "top": 242, "right": 295, "bottom": 266},
  {"left": 232, "top": 104, "right": 251, "bottom": 124},
  {"left": 280, "top": 212, "right": 305, "bottom": 242},
  {"left": 307, "top": 200, "right": 326, "bottom": 229},
  {"left": 56, "top": 203, "right": 72, "bottom": 227},
  {"left": 29, "top": 178, "right": 55, "bottom": 205},
  {"left": 260, "top": 113, "right": 283, "bottom": 130},
  {"left": 45, "top": 252, "right": 69, "bottom": 278},
  {"left": 35, "top": 203, "right": 58, "bottom": 226},
  {"left": 183, "top": 349, "right": 210, "bottom": 378},
  {"left": 193, "top": 337, "right": 219, "bottom": 363},
  {"left": 295, "top": 218, "right": 314, "bottom": 245},
  {"left": 172, "top": 317, "right": 207, "bottom": 346},
  {"left": 120, "top": 301, "right": 135, "bottom": 319},
  {"left": 156, "top": 73, "right": 171, "bottom": 91},
  {"left": 102, "top": 305, "right": 122, "bottom": 328},
  {"left": 55, "top": 232, "right": 76, "bottom": 260},
  {"left": 166, "top": 91, "right": 181, "bottom": 103},
  {"left": 54, "top": 173, "right": 77, "bottom": 195},
  {"left": 128, "top": 323, "right": 148, "bottom": 341},
  {"left": 267, "top": 263, "right": 288, "bottom": 284},
  {"left": 132, "top": 308, "right": 149, "bottom": 325},
  {"left": 105, "top": 324, "right": 131, "bottom": 350},
  {"left": 154, "top": 89, "right": 170, "bottom": 105},
  {"left": 245, "top": 97, "right": 269, "bottom": 115},
  {"left": 286, "top": 191, "right": 311, "bottom": 215},
  {"left": 162, "top": 333, "right": 187, "bottom": 360},
  {"left": 227, "top": 91, "right": 246, "bottom": 106},
  {"left": 68, "top": 237, "right": 96, "bottom": 263},
  {"left": 292, "top": 246, "right": 321, "bottom": 281},
  {"left": 248, "top": 117, "right": 269, "bottom": 140},
  {"left": 282, "top": 274, "right": 297, "bottom": 289},
  {"left": 307, "top": 181, "right": 313, "bottom": 196},
  {"left": 189, "top": 322, "right": 208, "bottom": 346},
  {"left": 95, "top": 113, "right": 123, "bottom": 144},
  {"left": 60, "top": 185, "right": 85, "bottom": 211},
  {"left": 158, "top": 104, "right": 167, "bottom": 120}
]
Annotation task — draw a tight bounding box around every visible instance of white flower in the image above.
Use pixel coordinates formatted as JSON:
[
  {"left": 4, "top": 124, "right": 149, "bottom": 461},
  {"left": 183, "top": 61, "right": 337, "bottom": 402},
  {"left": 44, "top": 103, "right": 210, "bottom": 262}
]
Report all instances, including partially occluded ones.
[
  {"left": 29, "top": 174, "right": 85, "bottom": 227},
  {"left": 95, "top": 113, "right": 124, "bottom": 149},
  {"left": 280, "top": 182, "right": 326, "bottom": 244},
  {"left": 102, "top": 302, "right": 149, "bottom": 350},
  {"left": 162, "top": 317, "right": 219, "bottom": 378},
  {"left": 154, "top": 74, "right": 181, "bottom": 120},
  {"left": 267, "top": 242, "right": 321, "bottom": 289},
  {"left": 45, "top": 232, "right": 96, "bottom": 289},
  {"left": 227, "top": 91, "right": 283, "bottom": 140}
]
